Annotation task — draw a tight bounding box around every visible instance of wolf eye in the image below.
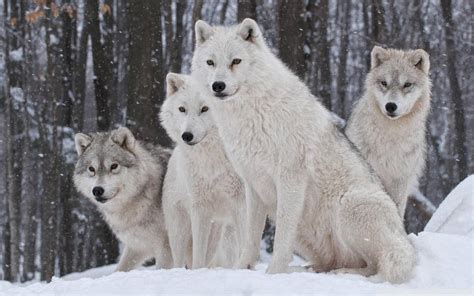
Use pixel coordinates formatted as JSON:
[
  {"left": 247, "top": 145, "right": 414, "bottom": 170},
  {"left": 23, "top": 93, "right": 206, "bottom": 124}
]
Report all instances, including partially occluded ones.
[
  {"left": 206, "top": 60, "right": 214, "bottom": 66},
  {"left": 88, "top": 166, "right": 95, "bottom": 173},
  {"left": 232, "top": 58, "right": 242, "bottom": 65},
  {"left": 178, "top": 106, "right": 186, "bottom": 113},
  {"left": 201, "top": 106, "right": 209, "bottom": 113},
  {"left": 380, "top": 81, "right": 387, "bottom": 87},
  {"left": 110, "top": 163, "right": 118, "bottom": 171},
  {"left": 404, "top": 82, "right": 412, "bottom": 88}
]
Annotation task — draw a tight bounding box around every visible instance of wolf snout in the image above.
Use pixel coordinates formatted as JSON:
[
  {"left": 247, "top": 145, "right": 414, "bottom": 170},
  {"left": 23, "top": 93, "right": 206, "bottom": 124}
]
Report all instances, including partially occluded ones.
[
  {"left": 212, "top": 81, "right": 226, "bottom": 95},
  {"left": 182, "top": 132, "right": 194, "bottom": 143},
  {"left": 385, "top": 102, "right": 398, "bottom": 115}
]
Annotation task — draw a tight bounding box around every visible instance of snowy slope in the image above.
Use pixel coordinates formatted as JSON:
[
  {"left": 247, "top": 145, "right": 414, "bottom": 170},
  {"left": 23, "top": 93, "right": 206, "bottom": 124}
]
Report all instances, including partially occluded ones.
[
  {"left": 1, "top": 178, "right": 473, "bottom": 295},
  {"left": 425, "top": 175, "right": 474, "bottom": 237}
]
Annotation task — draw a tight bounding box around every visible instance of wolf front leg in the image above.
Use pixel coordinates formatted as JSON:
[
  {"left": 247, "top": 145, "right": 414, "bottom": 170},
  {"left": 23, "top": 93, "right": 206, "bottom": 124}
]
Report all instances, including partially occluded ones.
[
  {"left": 235, "top": 182, "right": 267, "bottom": 269},
  {"left": 116, "top": 247, "right": 148, "bottom": 272},
  {"left": 266, "top": 172, "right": 307, "bottom": 274},
  {"left": 191, "top": 210, "right": 213, "bottom": 269},
  {"left": 154, "top": 236, "right": 173, "bottom": 269}
]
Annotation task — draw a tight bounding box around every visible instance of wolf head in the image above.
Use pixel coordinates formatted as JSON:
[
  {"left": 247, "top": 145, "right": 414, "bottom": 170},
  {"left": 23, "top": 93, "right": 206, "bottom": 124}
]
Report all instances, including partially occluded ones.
[
  {"left": 160, "top": 73, "right": 215, "bottom": 146},
  {"left": 74, "top": 127, "right": 142, "bottom": 206},
  {"left": 191, "top": 18, "right": 269, "bottom": 101},
  {"left": 367, "top": 46, "right": 431, "bottom": 120}
]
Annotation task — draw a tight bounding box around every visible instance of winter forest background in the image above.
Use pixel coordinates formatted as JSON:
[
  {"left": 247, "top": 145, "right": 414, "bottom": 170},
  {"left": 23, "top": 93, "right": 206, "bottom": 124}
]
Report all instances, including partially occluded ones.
[{"left": 0, "top": 0, "right": 472, "bottom": 284}]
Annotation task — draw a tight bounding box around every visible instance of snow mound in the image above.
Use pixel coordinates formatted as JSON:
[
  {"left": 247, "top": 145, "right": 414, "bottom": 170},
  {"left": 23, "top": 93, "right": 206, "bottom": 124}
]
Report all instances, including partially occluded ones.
[
  {"left": 1, "top": 232, "right": 472, "bottom": 295},
  {"left": 425, "top": 175, "right": 474, "bottom": 237}
]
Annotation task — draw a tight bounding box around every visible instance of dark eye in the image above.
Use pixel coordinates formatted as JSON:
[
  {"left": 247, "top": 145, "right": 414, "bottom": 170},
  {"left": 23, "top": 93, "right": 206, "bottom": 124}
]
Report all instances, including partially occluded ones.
[
  {"left": 179, "top": 106, "right": 186, "bottom": 113},
  {"left": 206, "top": 60, "right": 214, "bottom": 66},
  {"left": 111, "top": 163, "right": 118, "bottom": 170},
  {"left": 380, "top": 81, "right": 387, "bottom": 87},
  {"left": 201, "top": 106, "right": 209, "bottom": 113},
  {"left": 232, "top": 58, "right": 242, "bottom": 65},
  {"left": 404, "top": 82, "right": 412, "bottom": 88},
  {"left": 88, "top": 166, "right": 95, "bottom": 173}
]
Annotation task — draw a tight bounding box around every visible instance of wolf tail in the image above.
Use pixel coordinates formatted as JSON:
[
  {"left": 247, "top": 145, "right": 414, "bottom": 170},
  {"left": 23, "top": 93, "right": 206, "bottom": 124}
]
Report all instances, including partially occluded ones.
[{"left": 377, "top": 238, "right": 416, "bottom": 284}]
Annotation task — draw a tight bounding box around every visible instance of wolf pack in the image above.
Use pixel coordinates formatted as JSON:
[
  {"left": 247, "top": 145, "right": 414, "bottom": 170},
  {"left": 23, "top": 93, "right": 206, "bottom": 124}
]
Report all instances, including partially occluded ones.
[{"left": 73, "top": 19, "right": 431, "bottom": 284}]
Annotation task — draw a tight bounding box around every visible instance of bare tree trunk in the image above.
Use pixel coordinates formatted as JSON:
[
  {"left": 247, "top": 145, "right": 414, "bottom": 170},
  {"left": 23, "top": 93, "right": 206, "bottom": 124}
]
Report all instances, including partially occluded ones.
[
  {"left": 220, "top": 0, "right": 229, "bottom": 24},
  {"left": 163, "top": 0, "right": 173, "bottom": 67},
  {"left": 277, "top": 0, "right": 306, "bottom": 79},
  {"left": 237, "top": 0, "right": 257, "bottom": 22},
  {"left": 40, "top": 2, "right": 60, "bottom": 281},
  {"left": 3, "top": 0, "right": 25, "bottom": 283},
  {"left": 127, "top": 0, "right": 169, "bottom": 146},
  {"left": 171, "top": 0, "right": 187, "bottom": 73},
  {"left": 313, "top": 0, "right": 332, "bottom": 109},
  {"left": 440, "top": 0, "right": 468, "bottom": 182},
  {"left": 371, "top": 0, "right": 387, "bottom": 45},
  {"left": 73, "top": 18, "right": 89, "bottom": 131},
  {"left": 336, "top": 1, "right": 351, "bottom": 117},
  {"left": 87, "top": 0, "right": 112, "bottom": 131}
]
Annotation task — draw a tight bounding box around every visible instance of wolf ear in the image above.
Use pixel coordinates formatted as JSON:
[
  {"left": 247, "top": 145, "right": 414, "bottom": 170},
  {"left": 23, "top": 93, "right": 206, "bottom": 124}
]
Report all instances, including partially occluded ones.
[
  {"left": 111, "top": 127, "right": 136, "bottom": 153},
  {"left": 370, "top": 46, "right": 387, "bottom": 69},
  {"left": 410, "top": 49, "right": 430, "bottom": 74},
  {"left": 238, "top": 18, "right": 261, "bottom": 44},
  {"left": 370, "top": 46, "right": 388, "bottom": 69},
  {"left": 166, "top": 73, "right": 186, "bottom": 96},
  {"left": 75, "top": 133, "right": 92, "bottom": 156},
  {"left": 195, "top": 20, "right": 214, "bottom": 46}
]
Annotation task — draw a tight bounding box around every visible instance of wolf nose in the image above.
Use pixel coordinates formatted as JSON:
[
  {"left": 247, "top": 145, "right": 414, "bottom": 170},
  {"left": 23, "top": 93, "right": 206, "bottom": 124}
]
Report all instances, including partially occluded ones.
[
  {"left": 385, "top": 102, "right": 397, "bottom": 113},
  {"left": 212, "top": 81, "right": 226, "bottom": 93},
  {"left": 92, "top": 186, "right": 105, "bottom": 197},
  {"left": 182, "top": 132, "right": 194, "bottom": 143}
]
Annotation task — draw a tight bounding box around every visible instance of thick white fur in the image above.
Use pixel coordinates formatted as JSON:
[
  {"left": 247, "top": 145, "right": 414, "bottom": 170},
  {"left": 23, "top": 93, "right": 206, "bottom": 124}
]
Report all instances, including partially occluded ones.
[
  {"left": 73, "top": 127, "right": 173, "bottom": 272},
  {"left": 346, "top": 46, "right": 431, "bottom": 217},
  {"left": 161, "top": 74, "right": 245, "bottom": 269},
  {"left": 191, "top": 19, "right": 415, "bottom": 283}
]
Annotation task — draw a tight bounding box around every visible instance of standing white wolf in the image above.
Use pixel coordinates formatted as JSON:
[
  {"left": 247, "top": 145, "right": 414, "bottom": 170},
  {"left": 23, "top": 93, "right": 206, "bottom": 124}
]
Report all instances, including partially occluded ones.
[
  {"left": 191, "top": 19, "right": 415, "bottom": 283},
  {"left": 346, "top": 46, "right": 431, "bottom": 218},
  {"left": 73, "top": 127, "right": 173, "bottom": 272},
  {"left": 160, "top": 73, "right": 245, "bottom": 269}
]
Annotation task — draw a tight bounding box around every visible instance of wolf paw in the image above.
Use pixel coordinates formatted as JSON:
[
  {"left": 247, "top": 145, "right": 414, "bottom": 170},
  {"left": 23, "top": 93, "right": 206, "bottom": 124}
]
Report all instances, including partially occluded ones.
[{"left": 266, "top": 261, "right": 289, "bottom": 274}]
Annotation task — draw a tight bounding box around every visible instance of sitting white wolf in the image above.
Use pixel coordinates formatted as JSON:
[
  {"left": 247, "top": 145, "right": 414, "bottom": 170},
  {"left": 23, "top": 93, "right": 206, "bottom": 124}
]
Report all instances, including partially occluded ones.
[
  {"left": 160, "top": 73, "right": 245, "bottom": 269},
  {"left": 191, "top": 19, "right": 415, "bottom": 283},
  {"left": 346, "top": 46, "right": 432, "bottom": 218}
]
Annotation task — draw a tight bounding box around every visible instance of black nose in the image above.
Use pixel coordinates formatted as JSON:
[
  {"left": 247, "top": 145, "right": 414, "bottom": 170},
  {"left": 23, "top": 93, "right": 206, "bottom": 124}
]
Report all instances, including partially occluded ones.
[
  {"left": 212, "top": 81, "right": 226, "bottom": 93},
  {"left": 92, "top": 186, "right": 105, "bottom": 197},
  {"left": 182, "top": 132, "right": 194, "bottom": 143},
  {"left": 385, "top": 102, "right": 398, "bottom": 113}
]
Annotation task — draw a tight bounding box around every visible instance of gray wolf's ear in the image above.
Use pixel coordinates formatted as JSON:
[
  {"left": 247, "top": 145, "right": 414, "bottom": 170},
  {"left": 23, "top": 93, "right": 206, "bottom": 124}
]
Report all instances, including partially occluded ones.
[
  {"left": 111, "top": 127, "right": 136, "bottom": 153},
  {"left": 238, "top": 18, "right": 261, "bottom": 44},
  {"left": 166, "top": 73, "right": 186, "bottom": 96},
  {"left": 75, "top": 133, "right": 92, "bottom": 156},
  {"left": 195, "top": 20, "right": 214, "bottom": 45},
  {"left": 370, "top": 46, "right": 388, "bottom": 69},
  {"left": 410, "top": 49, "right": 430, "bottom": 74}
]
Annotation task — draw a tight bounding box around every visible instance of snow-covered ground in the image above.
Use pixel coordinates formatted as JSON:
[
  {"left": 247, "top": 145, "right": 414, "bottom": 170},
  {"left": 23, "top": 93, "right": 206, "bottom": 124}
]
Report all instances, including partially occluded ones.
[{"left": 1, "top": 176, "right": 473, "bottom": 295}]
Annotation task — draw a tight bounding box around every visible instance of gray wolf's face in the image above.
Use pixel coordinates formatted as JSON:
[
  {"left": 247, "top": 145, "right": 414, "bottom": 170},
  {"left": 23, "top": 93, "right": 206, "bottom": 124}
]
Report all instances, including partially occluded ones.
[
  {"left": 160, "top": 73, "right": 214, "bottom": 145},
  {"left": 73, "top": 127, "right": 139, "bottom": 206},
  {"left": 367, "top": 46, "right": 430, "bottom": 120},
  {"left": 191, "top": 18, "right": 263, "bottom": 101}
]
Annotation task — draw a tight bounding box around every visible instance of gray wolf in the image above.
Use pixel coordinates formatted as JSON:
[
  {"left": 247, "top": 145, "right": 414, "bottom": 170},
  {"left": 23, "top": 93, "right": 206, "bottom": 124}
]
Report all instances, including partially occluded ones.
[
  {"left": 160, "top": 73, "right": 245, "bottom": 269},
  {"left": 190, "top": 18, "right": 415, "bottom": 283},
  {"left": 73, "top": 127, "right": 173, "bottom": 271},
  {"left": 346, "top": 46, "right": 431, "bottom": 218}
]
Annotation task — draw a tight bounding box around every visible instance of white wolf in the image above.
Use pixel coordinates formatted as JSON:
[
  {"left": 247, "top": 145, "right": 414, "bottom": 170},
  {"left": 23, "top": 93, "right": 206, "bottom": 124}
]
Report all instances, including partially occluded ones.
[
  {"left": 191, "top": 19, "right": 415, "bottom": 283},
  {"left": 73, "top": 127, "right": 173, "bottom": 272},
  {"left": 160, "top": 73, "right": 245, "bottom": 269},
  {"left": 346, "top": 46, "right": 431, "bottom": 218}
]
